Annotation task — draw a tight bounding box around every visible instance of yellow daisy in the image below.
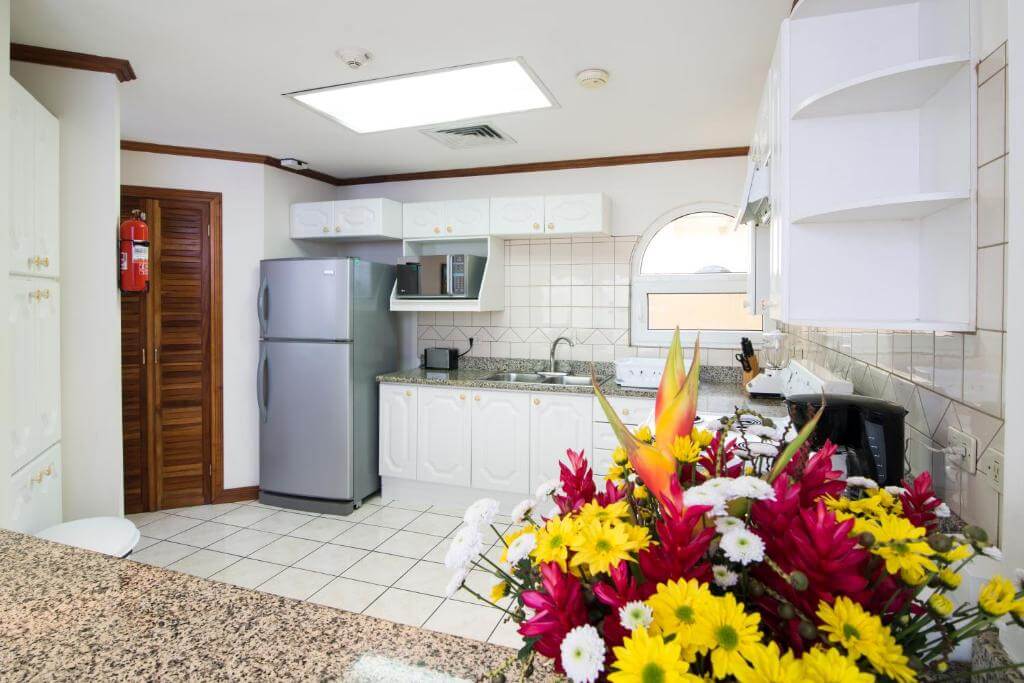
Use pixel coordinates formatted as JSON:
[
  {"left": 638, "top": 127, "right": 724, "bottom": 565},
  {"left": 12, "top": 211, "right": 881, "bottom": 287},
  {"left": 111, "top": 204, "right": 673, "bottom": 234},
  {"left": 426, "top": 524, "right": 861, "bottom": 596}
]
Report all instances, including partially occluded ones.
[
  {"left": 733, "top": 642, "right": 804, "bottom": 683},
  {"left": 606, "top": 464, "right": 627, "bottom": 483},
  {"left": 979, "top": 575, "right": 1020, "bottom": 616},
  {"left": 608, "top": 628, "right": 702, "bottom": 683},
  {"left": 647, "top": 578, "right": 713, "bottom": 660},
  {"left": 867, "top": 631, "right": 916, "bottom": 683},
  {"left": 695, "top": 593, "right": 763, "bottom": 679},
  {"left": 612, "top": 446, "right": 630, "bottom": 466},
  {"left": 489, "top": 581, "right": 508, "bottom": 602},
  {"left": 531, "top": 516, "right": 578, "bottom": 571},
  {"left": 816, "top": 597, "right": 885, "bottom": 662},
  {"left": 499, "top": 524, "right": 535, "bottom": 564},
  {"left": 937, "top": 568, "right": 962, "bottom": 589},
  {"left": 939, "top": 542, "right": 973, "bottom": 563},
  {"left": 928, "top": 593, "right": 954, "bottom": 617},
  {"left": 569, "top": 520, "right": 635, "bottom": 575},
  {"left": 577, "top": 500, "right": 631, "bottom": 526},
  {"left": 634, "top": 425, "right": 653, "bottom": 443},
  {"left": 670, "top": 434, "right": 702, "bottom": 463},
  {"left": 800, "top": 648, "right": 875, "bottom": 683},
  {"left": 870, "top": 516, "right": 937, "bottom": 579}
]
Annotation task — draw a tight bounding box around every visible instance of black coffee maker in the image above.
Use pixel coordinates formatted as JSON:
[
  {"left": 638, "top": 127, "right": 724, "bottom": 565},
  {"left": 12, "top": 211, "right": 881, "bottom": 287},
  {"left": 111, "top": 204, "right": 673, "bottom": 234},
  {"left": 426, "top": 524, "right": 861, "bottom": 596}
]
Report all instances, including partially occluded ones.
[{"left": 786, "top": 394, "right": 908, "bottom": 486}]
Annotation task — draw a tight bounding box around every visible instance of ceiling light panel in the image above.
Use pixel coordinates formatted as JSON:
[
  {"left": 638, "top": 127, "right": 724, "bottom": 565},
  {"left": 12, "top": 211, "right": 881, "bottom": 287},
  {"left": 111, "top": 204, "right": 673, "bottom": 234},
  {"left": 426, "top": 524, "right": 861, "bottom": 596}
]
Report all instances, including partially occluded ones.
[{"left": 287, "top": 58, "right": 554, "bottom": 134}]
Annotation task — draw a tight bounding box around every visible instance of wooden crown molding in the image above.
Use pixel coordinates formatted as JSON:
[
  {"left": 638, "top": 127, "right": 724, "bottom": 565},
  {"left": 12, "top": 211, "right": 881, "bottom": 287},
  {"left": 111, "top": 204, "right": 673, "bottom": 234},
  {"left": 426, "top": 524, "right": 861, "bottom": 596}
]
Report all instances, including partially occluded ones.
[
  {"left": 11, "top": 43, "right": 137, "bottom": 82},
  {"left": 121, "top": 140, "right": 749, "bottom": 186}
]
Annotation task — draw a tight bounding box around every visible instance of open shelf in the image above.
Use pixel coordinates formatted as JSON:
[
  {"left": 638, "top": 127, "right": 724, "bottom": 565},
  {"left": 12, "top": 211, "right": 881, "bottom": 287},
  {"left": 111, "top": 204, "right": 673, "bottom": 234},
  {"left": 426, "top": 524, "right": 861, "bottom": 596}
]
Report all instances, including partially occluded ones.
[
  {"left": 388, "top": 286, "right": 502, "bottom": 312},
  {"left": 792, "top": 192, "right": 969, "bottom": 224},
  {"left": 791, "top": 0, "right": 915, "bottom": 20},
  {"left": 793, "top": 56, "right": 969, "bottom": 119},
  {"left": 389, "top": 235, "right": 505, "bottom": 312}
]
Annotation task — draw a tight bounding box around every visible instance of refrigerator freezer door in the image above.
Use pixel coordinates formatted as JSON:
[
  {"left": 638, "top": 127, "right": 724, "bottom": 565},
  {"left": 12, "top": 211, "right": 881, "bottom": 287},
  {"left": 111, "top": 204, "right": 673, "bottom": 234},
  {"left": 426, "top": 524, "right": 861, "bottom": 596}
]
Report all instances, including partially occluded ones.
[
  {"left": 259, "top": 340, "right": 354, "bottom": 500},
  {"left": 260, "top": 258, "right": 352, "bottom": 341}
]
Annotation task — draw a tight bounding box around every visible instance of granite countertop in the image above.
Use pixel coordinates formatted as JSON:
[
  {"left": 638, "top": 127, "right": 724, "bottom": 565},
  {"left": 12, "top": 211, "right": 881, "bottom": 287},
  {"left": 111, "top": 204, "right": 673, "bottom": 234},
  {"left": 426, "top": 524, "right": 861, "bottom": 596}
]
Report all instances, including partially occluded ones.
[
  {"left": 0, "top": 530, "right": 552, "bottom": 682},
  {"left": 378, "top": 358, "right": 788, "bottom": 419}
]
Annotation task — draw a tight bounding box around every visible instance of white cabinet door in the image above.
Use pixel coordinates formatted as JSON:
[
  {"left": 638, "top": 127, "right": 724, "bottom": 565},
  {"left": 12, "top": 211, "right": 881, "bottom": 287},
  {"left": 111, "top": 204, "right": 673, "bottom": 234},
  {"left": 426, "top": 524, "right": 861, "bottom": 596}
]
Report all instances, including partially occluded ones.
[
  {"left": 9, "top": 443, "right": 62, "bottom": 534},
  {"left": 379, "top": 384, "right": 418, "bottom": 479},
  {"left": 290, "top": 201, "right": 335, "bottom": 238},
  {"left": 9, "top": 278, "right": 37, "bottom": 473},
  {"left": 33, "top": 103, "right": 59, "bottom": 278},
  {"left": 445, "top": 199, "right": 490, "bottom": 237},
  {"left": 417, "top": 387, "right": 472, "bottom": 486},
  {"left": 529, "top": 393, "right": 592, "bottom": 491},
  {"left": 471, "top": 390, "right": 530, "bottom": 493},
  {"left": 544, "top": 194, "right": 609, "bottom": 235},
  {"left": 490, "top": 196, "right": 545, "bottom": 236},
  {"left": 35, "top": 282, "right": 61, "bottom": 453},
  {"left": 9, "top": 78, "right": 35, "bottom": 276},
  {"left": 403, "top": 201, "right": 446, "bottom": 238}
]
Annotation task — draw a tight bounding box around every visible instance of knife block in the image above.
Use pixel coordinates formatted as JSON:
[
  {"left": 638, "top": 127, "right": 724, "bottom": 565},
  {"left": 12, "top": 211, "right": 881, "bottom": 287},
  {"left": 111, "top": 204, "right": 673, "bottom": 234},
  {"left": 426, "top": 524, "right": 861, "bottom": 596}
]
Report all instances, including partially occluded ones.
[{"left": 742, "top": 355, "right": 760, "bottom": 393}]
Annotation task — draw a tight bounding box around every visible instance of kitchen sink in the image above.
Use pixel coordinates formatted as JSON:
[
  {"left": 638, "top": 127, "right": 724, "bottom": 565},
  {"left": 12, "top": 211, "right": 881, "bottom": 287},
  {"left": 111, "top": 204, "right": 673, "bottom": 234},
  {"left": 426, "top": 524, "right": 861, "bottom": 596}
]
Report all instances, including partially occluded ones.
[
  {"left": 543, "top": 375, "right": 596, "bottom": 386},
  {"left": 482, "top": 372, "right": 603, "bottom": 387}
]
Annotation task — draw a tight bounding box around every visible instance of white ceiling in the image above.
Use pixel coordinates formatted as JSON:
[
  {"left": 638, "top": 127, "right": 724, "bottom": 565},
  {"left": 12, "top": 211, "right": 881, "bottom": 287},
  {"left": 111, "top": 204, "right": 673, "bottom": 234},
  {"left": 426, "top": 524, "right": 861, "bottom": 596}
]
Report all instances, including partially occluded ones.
[{"left": 12, "top": 0, "right": 790, "bottom": 179}]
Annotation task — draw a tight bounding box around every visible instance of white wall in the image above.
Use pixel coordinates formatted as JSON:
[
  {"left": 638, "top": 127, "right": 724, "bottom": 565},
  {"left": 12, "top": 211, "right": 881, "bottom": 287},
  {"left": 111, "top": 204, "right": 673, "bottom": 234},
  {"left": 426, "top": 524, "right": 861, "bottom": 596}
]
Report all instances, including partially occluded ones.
[
  {"left": 12, "top": 63, "right": 123, "bottom": 520},
  {"left": 0, "top": 0, "right": 11, "bottom": 522},
  {"left": 263, "top": 165, "right": 336, "bottom": 258}
]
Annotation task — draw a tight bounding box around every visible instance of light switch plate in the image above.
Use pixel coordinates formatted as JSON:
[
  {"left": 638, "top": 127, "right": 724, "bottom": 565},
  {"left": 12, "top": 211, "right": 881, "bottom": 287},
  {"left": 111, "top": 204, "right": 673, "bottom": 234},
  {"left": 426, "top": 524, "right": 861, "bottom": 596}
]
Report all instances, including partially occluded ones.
[
  {"left": 947, "top": 427, "right": 978, "bottom": 474},
  {"left": 978, "top": 449, "right": 1004, "bottom": 493}
]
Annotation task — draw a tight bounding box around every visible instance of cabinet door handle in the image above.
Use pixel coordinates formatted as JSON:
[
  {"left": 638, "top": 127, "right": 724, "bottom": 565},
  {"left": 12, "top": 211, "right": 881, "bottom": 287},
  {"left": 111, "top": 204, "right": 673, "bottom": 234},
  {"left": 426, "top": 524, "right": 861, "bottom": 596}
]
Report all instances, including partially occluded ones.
[
  {"left": 446, "top": 225, "right": 453, "bottom": 233},
  {"left": 32, "top": 256, "right": 42, "bottom": 267},
  {"left": 405, "top": 389, "right": 413, "bottom": 397},
  {"left": 622, "top": 408, "right": 630, "bottom": 416},
  {"left": 474, "top": 395, "right": 480, "bottom": 401},
  {"left": 532, "top": 222, "right": 540, "bottom": 230},
  {"left": 533, "top": 398, "right": 540, "bottom": 406},
  {"left": 154, "top": 347, "right": 160, "bottom": 365},
  {"left": 433, "top": 226, "right": 441, "bottom": 234},
  {"left": 547, "top": 222, "right": 555, "bottom": 230},
  {"left": 41, "top": 289, "right": 50, "bottom": 299},
  {"left": 335, "top": 226, "right": 342, "bottom": 233},
  {"left": 459, "top": 393, "right": 466, "bottom": 401}
]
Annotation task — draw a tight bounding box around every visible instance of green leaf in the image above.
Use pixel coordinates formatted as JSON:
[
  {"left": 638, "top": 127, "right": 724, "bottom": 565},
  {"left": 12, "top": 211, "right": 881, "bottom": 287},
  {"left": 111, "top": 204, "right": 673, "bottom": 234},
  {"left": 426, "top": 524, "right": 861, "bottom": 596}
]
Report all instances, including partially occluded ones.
[{"left": 766, "top": 401, "right": 824, "bottom": 484}]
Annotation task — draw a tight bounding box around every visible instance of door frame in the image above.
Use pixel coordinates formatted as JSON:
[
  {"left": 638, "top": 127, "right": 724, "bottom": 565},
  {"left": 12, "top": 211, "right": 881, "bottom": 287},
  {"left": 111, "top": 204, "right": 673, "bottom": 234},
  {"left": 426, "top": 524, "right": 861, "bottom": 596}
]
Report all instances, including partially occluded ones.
[{"left": 120, "top": 185, "right": 240, "bottom": 506}]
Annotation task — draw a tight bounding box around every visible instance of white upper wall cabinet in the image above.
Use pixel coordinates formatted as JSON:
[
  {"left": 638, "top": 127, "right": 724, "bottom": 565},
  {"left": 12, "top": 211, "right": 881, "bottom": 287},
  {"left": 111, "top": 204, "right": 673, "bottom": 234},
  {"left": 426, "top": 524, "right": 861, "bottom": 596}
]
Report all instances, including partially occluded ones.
[
  {"left": 739, "top": 0, "right": 974, "bottom": 331},
  {"left": 403, "top": 199, "right": 490, "bottom": 238},
  {"left": 291, "top": 198, "right": 402, "bottom": 240},
  {"left": 490, "top": 193, "right": 609, "bottom": 237},
  {"left": 490, "top": 196, "right": 545, "bottom": 236}
]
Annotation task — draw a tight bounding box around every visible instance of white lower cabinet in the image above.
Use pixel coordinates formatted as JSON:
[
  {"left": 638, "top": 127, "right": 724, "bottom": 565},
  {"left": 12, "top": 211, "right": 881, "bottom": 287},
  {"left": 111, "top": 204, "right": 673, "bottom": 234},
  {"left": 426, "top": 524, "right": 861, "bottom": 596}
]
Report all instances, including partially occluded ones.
[
  {"left": 9, "top": 443, "right": 61, "bottom": 534},
  {"left": 379, "top": 384, "right": 418, "bottom": 479},
  {"left": 529, "top": 393, "right": 592, "bottom": 492},
  {"left": 417, "top": 387, "right": 472, "bottom": 486},
  {"left": 471, "top": 390, "right": 530, "bottom": 493}
]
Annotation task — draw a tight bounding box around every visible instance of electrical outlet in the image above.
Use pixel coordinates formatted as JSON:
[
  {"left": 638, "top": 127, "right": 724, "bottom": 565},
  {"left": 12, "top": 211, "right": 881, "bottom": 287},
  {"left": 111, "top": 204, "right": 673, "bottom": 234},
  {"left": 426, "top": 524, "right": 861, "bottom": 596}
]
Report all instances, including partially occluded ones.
[
  {"left": 946, "top": 427, "right": 978, "bottom": 474},
  {"left": 978, "top": 449, "right": 1004, "bottom": 493}
]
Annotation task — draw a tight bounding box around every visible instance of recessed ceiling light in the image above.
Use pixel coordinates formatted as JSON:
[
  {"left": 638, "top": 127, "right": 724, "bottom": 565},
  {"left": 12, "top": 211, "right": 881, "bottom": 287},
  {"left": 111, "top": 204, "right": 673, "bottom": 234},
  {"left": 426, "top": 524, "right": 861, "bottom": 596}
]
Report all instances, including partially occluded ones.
[{"left": 285, "top": 58, "right": 555, "bottom": 134}]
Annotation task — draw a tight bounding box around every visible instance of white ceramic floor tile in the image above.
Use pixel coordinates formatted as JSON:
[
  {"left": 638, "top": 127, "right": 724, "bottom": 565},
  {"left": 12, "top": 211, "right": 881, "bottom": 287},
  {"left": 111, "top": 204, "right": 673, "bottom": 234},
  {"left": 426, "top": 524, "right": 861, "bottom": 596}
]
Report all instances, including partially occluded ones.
[
  {"left": 309, "top": 577, "right": 387, "bottom": 613},
  {"left": 362, "top": 494, "right": 386, "bottom": 506},
  {"left": 205, "top": 528, "right": 280, "bottom": 556},
  {"left": 342, "top": 552, "right": 417, "bottom": 586},
  {"left": 132, "top": 536, "right": 160, "bottom": 553},
  {"left": 213, "top": 505, "right": 278, "bottom": 527},
  {"left": 168, "top": 503, "right": 241, "bottom": 521},
  {"left": 135, "top": 515, "right": 203, "bottom": 540},
  {"left": 249, "top": 536, "right": 323, "bottom": 565},
  {"left": 168, "top": 521, "right": 240, "bottom": 548},
  {"left": 293, "top": 544, "right": 368, "bottom": 575},
  {"left": 259, "top": 567, "right": 333, "bottom": 601},
  {"left": 125, "top": 511, "right": 169, "bottom": 528},
  {"left": 423, "top": 538, "right": 453, "bottom": 564},
  {"left": 250, "top": 511, "right": 318, "bottom": 535},
  {"left": 393, "top": 561, "right": 451, "bottom": 597},
  {"left": 333, "top": 524, "right": 395, "bottom": 550},
  {"left": 423, "top": 600, "right": 503, "bottom": 641},
  {"left": 428, "top": 506, "right": 465, "bottom": 518},
  {"left": 387, "top": 500, "right": 431, "bottom": 512},
  {"left": 210, "top": 558, "right": 285, "bottom": 589},
  {"left": 488, "top": 617, "right": 525, "bottom": 649},
  {"left": 129, "top": 541, "right": 197, "bottom": 568},
  {"left": 167, "top": 549, "right": 240, "bottom": 578},
  {"left": 402, "top": 513, "right": 461, "bottom": 537},
  {"left": 453, "top": 570, "right": 505, "bottom": 605},
  {"left": 362, "top": 507, "right": 421, "bottom": 529},
  {"left": 324, "top": 504, "right": 381, "bottom": 523},
  {"left": 363, "top": 588, "right": 443, "bottom": 627},
  {"left": 288, "top": 517, "right": 353, "bottom": 542},
  {"left": 374, "top": 531, "right": 442, "bottom": 559}
]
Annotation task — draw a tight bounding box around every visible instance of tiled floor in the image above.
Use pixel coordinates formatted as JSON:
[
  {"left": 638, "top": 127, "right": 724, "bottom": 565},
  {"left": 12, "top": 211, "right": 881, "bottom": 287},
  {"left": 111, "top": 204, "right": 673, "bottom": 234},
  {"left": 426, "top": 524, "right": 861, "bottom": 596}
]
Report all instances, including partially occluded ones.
[{"left": 126, "top": 498, "right": 524, "bottom": 649}]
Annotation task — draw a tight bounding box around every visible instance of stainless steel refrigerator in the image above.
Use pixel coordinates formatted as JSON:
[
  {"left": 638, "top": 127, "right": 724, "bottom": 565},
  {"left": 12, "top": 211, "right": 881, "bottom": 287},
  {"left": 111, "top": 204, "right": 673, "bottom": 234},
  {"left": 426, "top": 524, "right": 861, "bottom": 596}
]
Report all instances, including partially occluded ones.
[{"left": 257, "top": 257, "right": 397, "bottom": 514}]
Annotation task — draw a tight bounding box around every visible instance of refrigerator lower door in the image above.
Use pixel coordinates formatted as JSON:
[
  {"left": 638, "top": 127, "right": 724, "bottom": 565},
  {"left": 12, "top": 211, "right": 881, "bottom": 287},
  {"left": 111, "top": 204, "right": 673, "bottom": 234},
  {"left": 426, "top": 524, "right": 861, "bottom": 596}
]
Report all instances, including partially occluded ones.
[
  {"left": 259, "top": 340, "right": 353, "bottom": 501},
  {"left": 259, "top": 258, "right": 352, "bottom": 341}
]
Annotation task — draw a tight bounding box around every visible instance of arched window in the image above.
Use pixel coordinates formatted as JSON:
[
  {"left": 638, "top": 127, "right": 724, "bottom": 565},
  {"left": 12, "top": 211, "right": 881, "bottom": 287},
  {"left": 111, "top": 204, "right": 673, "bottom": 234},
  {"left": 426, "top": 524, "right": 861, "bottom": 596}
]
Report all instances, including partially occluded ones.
[{"left": 631, "top": 204, "right": 763, "bottom": 348}]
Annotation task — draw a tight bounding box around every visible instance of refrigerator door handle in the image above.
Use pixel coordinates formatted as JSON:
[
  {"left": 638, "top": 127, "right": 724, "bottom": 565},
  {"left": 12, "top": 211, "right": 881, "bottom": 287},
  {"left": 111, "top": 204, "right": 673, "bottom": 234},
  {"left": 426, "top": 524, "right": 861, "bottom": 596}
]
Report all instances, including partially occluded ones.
[
  {"left": 257, "top": 345, "right": 270, "bottom": 423},
  {"left": 257, "top": 276, "right": 269, "bottom": 337}
]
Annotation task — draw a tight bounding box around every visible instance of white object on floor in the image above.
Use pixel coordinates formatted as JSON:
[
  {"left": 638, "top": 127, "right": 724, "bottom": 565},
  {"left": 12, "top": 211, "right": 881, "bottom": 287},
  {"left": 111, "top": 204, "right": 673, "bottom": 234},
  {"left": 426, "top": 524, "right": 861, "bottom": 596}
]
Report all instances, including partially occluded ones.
[{"left": 36, "top": 516, "right": 140, "bottom": 558}]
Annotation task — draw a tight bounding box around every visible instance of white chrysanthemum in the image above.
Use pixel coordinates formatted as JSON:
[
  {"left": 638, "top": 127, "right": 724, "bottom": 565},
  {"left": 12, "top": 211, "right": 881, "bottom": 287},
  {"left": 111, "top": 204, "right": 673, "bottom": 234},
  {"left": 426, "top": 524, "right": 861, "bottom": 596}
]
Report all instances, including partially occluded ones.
[
  {"left": 745, "top": 441, "right": 781, "bottom": 457},
  {"left": 535, "top": 478, "right": 563, "bottom": 499},
  {"left": 729, "top": 475, "right": 776, "bottom": 501},
  {"left": 627, "top": 472, "right": 639, "bottom": 483},
  {"left": 511, "top": 498, "right": 537, "bottom": 524},
  {"left": 1015, "top": 568, "right": 1024, "bottom": 589},
  {"left": 934, "top": 502, "right": 951, "bottom": 518},
  {"left": 445, "top": 567, "right": 469, "bottom": 598},
  {"left": 983, "top": 546, "right": 1004, "bottom": 561},
  {"left": 744, "top": 424, "right": 780, "bottom": 439},
  {"left": 712, "top": 564, "right": 739, "bottom": 588},
  {"left": 720, "top": 528, "right": 765, "bottom": 565},
  {"left": 714, "top": 516, "right": 745, "bottom": 535},
  {"left": 618, "top": 601, "right": 653, "bottom": 631},
  {"left": 559, "top": 624, "right": 606, "bottom": 683},
  {"left": 444, "top": 525, "right": 483, "bottom": 569},
  {"left": 682, "top": 487, "right": 727, "bottom": 517},
  {"left": 463, "top": 498, "right": 500, "bottom": 529},
  {"left": 884, "top": 486, "right": 909, "bottom": 496},
  {"left": 702, "top": 477, "right": 735, "bottom": 496},
  {"left": 845, "top": 476, "right": 879, "bottom": 490},
  {"left": 506, "top": 532, "right": 537, "bottom": 565}
]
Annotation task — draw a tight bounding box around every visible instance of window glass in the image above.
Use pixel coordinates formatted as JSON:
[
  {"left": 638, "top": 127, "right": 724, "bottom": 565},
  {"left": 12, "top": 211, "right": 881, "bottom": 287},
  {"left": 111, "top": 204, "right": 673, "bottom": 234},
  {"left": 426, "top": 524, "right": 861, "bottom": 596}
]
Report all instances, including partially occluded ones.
[
  {"left": 640, "top": 212, "right": 750, "bottom": 275},
  {"left": 647, "top": 293, "right": 762, "bottom": 331}
]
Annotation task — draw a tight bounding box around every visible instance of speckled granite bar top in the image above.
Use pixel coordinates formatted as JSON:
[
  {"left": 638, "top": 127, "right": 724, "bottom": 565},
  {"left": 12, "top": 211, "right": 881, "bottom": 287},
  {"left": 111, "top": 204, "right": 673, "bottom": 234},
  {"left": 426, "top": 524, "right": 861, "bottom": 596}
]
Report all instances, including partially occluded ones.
[
  {"left": 377, "top": 357, "right": 788, "bottom": 418},
  {"left": 0, "top": 530, "right": 552, "bottom": 682}
]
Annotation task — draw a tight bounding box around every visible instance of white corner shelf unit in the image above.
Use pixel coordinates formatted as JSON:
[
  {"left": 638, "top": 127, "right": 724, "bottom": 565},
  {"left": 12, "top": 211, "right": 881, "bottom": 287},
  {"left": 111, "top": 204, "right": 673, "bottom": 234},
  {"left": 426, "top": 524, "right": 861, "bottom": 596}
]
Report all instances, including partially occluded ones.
[
  {"left": 737, "top": 0, "right": 975, "bottom": 331},
  {"left": 388, "top": 236, "right": 505, "bottom": 312}
]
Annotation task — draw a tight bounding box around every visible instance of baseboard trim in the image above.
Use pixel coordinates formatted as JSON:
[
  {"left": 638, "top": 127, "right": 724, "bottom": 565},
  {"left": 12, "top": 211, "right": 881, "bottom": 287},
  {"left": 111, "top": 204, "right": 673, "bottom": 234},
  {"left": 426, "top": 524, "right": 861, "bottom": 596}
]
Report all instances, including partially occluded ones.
[{"left": 214, "top": 486, "right": 259, "bottom": 504}]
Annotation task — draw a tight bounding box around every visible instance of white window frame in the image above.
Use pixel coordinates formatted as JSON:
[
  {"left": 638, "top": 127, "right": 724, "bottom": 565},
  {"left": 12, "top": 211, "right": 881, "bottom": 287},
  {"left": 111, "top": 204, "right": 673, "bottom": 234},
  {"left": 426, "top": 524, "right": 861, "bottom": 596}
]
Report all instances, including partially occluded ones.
[{"left": 630, "top": 202, "right": 765, "bottom": 349}]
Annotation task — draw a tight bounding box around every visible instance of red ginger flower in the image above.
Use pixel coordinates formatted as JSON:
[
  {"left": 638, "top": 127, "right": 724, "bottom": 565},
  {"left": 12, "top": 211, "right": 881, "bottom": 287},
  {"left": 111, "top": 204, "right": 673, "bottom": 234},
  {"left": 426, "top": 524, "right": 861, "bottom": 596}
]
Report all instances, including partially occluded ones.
[
  {"left": 519, "top": 562, "right": 588, "bottom": 669},
  {"left": 596, "top": 478, "right": 625, "bottom": 506},
  {"left": 553, "top": 448, "right": 596, "bottom": 515},
  {"left": 594, "top": 560, "right": 647, "bottom": 650},
  {"left": 637, "top": 485, "right": 715, "bottom": 587},
  {"left": 900, "top": 470, "right": 942, "bottom": 533},
  {"left": 783, "top": 441, "right": 846, "bottom": 506}
]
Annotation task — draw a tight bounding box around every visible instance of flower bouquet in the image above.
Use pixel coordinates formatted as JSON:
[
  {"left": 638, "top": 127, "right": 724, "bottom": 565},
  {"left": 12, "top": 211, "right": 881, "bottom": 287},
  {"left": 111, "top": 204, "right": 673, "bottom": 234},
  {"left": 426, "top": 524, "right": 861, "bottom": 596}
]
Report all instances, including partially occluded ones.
[{"left": 446, "top": 331, "right": 1023, "bottom": 682}]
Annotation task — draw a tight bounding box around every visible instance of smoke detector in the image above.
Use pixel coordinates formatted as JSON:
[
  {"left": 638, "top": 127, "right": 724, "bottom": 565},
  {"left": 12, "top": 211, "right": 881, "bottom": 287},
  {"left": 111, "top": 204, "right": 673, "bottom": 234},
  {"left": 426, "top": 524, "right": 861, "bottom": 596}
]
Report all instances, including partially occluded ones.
[
  {"left": 279, "top": 158, "right": 309, "bottom": 170},
  {"left": 576, "top": 68, "right": 610, "bottom": 89},
  {"left": 335, "top": 47, "right": 372, "bottom": 70}
]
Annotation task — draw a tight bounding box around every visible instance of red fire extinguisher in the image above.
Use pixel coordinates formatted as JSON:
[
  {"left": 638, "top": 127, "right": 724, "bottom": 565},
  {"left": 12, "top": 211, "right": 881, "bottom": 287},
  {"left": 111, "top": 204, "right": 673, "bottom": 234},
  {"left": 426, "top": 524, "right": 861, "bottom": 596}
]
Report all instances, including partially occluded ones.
[{"left": 119, "top": 209, "right": 150, "bottom": 292}]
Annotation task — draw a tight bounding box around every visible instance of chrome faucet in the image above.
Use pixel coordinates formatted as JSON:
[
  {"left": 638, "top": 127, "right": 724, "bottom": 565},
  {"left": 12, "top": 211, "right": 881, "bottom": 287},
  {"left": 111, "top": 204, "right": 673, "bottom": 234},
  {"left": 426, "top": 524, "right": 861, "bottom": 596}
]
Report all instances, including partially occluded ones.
[{"left": 548, "top": 336, "right": 574, "bottom": 373}]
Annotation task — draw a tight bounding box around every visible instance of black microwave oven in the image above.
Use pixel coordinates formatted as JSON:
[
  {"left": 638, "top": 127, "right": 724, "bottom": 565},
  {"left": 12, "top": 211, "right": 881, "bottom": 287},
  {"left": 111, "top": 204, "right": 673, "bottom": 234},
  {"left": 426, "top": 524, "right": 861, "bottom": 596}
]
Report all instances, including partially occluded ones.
[{"left": 396, "top": 255, "right": 486, "bottom": 298}]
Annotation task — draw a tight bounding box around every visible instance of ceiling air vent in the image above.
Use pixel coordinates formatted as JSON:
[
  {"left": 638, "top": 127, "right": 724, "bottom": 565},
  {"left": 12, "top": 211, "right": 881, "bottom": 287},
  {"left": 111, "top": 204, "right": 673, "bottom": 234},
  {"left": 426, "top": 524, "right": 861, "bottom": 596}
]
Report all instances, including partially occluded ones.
[{"left": 422, "top": 122, "right": 516, "bottom": 150}]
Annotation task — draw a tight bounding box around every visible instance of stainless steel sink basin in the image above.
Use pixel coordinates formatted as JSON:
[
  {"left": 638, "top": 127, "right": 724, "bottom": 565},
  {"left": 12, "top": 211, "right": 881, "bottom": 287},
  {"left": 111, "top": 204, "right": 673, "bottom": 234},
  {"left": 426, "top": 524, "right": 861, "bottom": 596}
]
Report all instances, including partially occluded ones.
[
  {"left": 482, "top": 372, "right": 603, "bottom": 387},
  {"left": 543, "top": 375, "right": 596, "bottom": 386}
]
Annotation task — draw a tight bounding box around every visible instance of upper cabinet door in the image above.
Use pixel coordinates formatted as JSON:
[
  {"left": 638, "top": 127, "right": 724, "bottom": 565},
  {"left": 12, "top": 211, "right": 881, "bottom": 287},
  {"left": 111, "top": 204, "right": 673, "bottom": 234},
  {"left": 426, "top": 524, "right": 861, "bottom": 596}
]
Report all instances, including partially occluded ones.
[
  {"left": 490, "top": 196, "right": 545, "bottom": 236},
  {"left": 445, "top": 199, "right": 490, "bottom": 237},
  {"left": 34, "top": 282, "right": 61, "bottom": 452},
  {"left": 290, "top": 201, "right": 335, "bottom": 238},
  {"left": 33, "top": 104, "right": 59, "bottom": 278},
  {"left": 9, "top": 79, "right": 36, "bottom": 276},
  {"left": 333, "top": 198, "right": 402, "bottom": 239},
  {"left": 403, "top": 201, "right": 446, "bottom": 238},
  {"left": 417, "top": 387, "right": 472, "bottom": 486},
  {"left": 544, "top": 194, "right": 609, "bottom": 235},
  {"left": 529, "top": 393, "right": 592, "bottom": 492},
  {"left": 471, "top": 390, "right": 530, "bottom": 493},
  {"left": 379, "top": 384, "right": 418, "bottom": 479}
]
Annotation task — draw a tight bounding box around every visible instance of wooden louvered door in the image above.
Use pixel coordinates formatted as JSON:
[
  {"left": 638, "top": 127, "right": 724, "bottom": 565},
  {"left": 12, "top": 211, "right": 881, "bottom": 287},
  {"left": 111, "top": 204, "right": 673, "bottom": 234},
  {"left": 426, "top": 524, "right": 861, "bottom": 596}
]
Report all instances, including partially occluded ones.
[{"left": 120, "top": 187, "right": 224, "bottom": 513}]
